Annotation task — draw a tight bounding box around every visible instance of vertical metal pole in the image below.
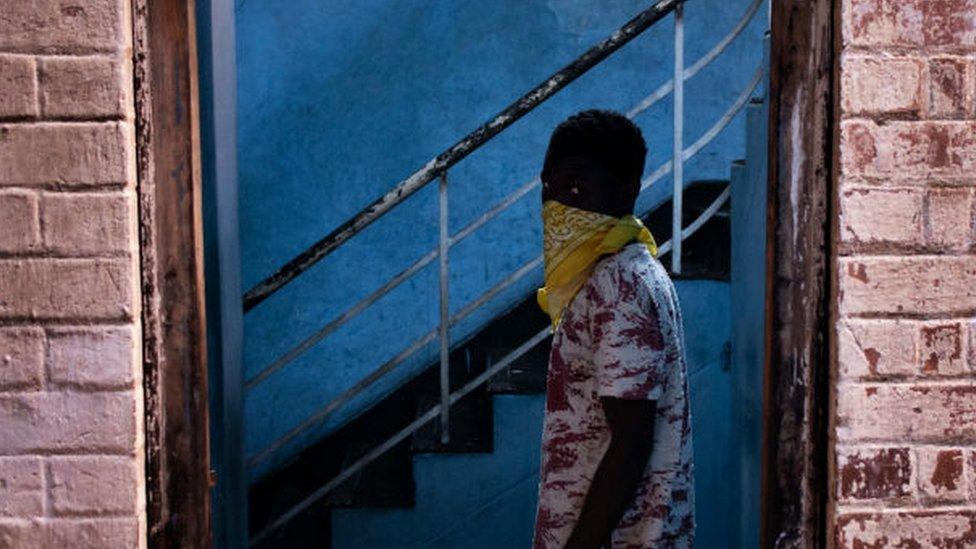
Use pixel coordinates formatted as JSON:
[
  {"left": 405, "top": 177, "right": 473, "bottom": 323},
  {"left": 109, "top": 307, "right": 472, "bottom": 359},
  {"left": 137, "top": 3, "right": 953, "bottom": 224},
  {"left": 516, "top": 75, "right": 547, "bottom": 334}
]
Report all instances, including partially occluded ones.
[
  {"left": 438, "top": 172, "right": 451, "bottom": 444},
  {"left": 671, "top": 3, "right": 684, "bottom": 274}
]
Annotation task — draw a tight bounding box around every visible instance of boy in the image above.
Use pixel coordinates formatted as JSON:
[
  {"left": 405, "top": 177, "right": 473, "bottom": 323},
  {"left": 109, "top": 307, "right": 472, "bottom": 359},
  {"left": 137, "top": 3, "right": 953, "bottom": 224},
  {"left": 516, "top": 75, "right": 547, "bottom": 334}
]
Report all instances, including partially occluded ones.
[{"left": 533, "top": 110, "right": 694, "bottom": 548}]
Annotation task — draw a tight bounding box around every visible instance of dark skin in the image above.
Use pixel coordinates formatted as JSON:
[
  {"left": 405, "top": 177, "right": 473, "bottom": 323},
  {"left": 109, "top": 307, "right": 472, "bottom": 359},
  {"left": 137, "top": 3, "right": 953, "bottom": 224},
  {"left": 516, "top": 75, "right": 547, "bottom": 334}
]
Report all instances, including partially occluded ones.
[{"left": 543, "top": 169, "right": 656, "bottom": 549}]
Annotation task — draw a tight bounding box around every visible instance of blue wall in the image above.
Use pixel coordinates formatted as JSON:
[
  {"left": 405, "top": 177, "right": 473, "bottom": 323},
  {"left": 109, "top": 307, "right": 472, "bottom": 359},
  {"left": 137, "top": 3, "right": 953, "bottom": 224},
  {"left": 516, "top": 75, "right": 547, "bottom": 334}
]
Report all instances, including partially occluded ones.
[{"left": 236, "top": 0, "right": 767, "bottom": 478}]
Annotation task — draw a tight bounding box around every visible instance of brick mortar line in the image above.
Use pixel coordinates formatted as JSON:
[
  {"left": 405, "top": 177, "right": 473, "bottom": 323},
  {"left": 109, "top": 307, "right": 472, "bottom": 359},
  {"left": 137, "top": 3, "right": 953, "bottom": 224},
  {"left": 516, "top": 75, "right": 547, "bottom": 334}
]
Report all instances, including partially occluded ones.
[
  {"left": 841, "top": 114, "right": 976, "bottom": 123},
  {"left": 0, "top": 183, "right": 130, "bottom": 192},
  {"left": 0, "top": 47, "right": 122, "bottom": 56},
  {"left": 841, "top": 51, "right": 976, "bottom": 59},
  {"left": 0, "top": 252, "right": 132, "bottom": 260},
  {"left": 837, "top": 253, "right": 976, "bottom": 260},
  {"left": 0, "top": 120, "right": 129, "bottom": 128},
  {"left": 836, "top": 500, "right": 964, "bottom": 511},
  {"left": 834, "top": 504, "right": 976, "bottom": 514},
  {"left": 837, "top": 437, "right": 976, "bottom": 446},
  {"left": 0, "top": 384, "right": 135, "bottom": 395},
  {"left": 840, "top": 116, "right": 976, "bottom": 125},
  {"left": 0, "top": 449, "right": 135, "bottom": 458},
  {"left": 840, "top": 312, "right": 976, "bottom": 321},
  {"left": 838, "top": 248, "right": 976, "bottom": 257},
  {"left": 836, "top": 380, "right": 976, "bottom": 388},
  {"left": 842, "top": 45, "right": 976, "bottom": 56},
  {"left": 835, "top": 443, "right": 976, "bottom": 450},
  {"left": 0, "top": 318, "right": 135, "bottom": 327},
  {"left": 841, "top": 316, "right": 976, "bottom": 323},
  {"left": 0, "top": 452, "right": 137, "bottom": 459},
  {"left": 48, "top": 510, "right": 139, "bottom": 520},
  {"left": 839, "top": 375, "right": 976, "bottom": 384},
  {"left": 0, "top": 115, "right": 129, "bottom": 124}
]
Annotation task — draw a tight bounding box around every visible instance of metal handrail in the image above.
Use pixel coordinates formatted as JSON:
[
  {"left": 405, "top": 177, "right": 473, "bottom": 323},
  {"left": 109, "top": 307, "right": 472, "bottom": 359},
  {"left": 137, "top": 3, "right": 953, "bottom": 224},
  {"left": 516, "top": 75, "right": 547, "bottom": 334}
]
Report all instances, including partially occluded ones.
[
  {"left": 244, "top": 0, "right": 762, "bottom": 390},
  {"left": 242, "top": 0, "right": 684, "bottom": 312},
  {"left": 245, "top": 67, "right": 763, "bottom": 468},
  {"left": 244, "top": 65, "right": 762, "bottom": 394},
  {"left": 248, "top": 169, "right": 735, "bottom": 546}
]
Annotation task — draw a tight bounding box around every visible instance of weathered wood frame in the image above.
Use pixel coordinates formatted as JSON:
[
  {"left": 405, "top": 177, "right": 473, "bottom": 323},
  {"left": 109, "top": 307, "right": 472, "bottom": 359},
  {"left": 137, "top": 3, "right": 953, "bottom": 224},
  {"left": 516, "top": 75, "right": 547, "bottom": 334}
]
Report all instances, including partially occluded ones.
[
  {"left": 133, "top": 0, "right": 212, "bottom": 546},
  {"left": 762, "top": 0, "right": 836, "bottom": 547}
]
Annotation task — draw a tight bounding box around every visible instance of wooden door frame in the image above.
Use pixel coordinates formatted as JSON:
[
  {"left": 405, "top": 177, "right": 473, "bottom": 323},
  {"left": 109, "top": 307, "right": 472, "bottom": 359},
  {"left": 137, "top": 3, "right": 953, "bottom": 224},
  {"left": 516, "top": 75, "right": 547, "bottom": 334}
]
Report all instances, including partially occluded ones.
[
  {"left": 133, "top": 0, "right": 212, "bottom": 546},
  {"left": 134, "top": 0, "right": 244, "bottom": 547},
  {"left": 762, "top": 0, "right": 836, "bottom": 547},
  {"left": 136, "top": 0, "right": 838, "bottom": 546}
]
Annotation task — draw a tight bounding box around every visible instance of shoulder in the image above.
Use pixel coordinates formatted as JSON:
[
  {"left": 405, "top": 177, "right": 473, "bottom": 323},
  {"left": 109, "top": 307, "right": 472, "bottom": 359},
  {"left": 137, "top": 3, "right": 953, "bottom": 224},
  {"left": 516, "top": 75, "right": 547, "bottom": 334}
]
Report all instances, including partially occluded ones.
[{"left": 588, "top": 243, "right": 662, "bottom": 304}]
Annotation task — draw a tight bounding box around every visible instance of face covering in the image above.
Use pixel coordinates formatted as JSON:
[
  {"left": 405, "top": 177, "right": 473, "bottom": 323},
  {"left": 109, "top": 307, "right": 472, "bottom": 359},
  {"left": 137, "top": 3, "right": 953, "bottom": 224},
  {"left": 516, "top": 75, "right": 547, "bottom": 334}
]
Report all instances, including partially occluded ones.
[{"left": 538, "top": 200, "right": 658, "bottom": 329}]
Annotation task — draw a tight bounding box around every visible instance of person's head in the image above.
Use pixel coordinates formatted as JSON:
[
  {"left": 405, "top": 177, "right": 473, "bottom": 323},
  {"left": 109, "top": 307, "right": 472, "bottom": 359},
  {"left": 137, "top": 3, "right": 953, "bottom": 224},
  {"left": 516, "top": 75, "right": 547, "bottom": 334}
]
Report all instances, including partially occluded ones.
[{"left": 541, "top": 109, "right": 647, "bottom": 217}]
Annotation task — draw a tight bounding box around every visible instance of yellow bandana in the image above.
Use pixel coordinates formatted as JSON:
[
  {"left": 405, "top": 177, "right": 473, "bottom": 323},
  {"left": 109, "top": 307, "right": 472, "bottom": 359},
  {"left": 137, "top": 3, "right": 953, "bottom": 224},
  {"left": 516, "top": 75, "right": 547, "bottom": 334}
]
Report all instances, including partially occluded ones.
[{"left": 537, "top": 200, "right": 657, "bottom": 329}]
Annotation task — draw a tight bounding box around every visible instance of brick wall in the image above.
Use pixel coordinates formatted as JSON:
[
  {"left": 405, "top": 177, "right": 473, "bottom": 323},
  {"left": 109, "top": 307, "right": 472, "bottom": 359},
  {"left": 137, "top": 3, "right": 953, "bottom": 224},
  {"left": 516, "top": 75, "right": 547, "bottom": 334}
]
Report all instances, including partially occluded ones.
[
  {"left": 0, "top": 1, "right": 145, "bottom": 547},
  {"left": 834, "top": 0, "right": 976, "bottom": 546}
]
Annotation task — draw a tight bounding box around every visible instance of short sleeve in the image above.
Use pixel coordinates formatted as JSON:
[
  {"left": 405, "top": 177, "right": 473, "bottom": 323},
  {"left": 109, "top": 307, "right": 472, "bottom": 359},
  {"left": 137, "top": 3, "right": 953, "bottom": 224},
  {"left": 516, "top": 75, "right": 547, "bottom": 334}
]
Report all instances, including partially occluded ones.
[{"left": 588, "top": 265, "right": 674, "bottom": 401}]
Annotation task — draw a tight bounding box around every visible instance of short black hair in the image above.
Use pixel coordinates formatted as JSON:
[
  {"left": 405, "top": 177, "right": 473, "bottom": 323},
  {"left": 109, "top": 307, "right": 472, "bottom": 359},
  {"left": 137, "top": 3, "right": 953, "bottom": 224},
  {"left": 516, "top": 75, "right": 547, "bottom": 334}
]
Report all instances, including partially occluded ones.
[{"left": 541, "top": 109, "right": 647, "bottom": 202}]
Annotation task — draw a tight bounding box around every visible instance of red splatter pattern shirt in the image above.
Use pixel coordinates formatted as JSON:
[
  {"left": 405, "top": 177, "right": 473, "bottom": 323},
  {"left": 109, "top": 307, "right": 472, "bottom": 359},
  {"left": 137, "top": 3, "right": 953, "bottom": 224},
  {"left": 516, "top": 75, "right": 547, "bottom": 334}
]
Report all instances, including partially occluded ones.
[{"left": 533, "top": 243, "right": 695, "bottom": 548}]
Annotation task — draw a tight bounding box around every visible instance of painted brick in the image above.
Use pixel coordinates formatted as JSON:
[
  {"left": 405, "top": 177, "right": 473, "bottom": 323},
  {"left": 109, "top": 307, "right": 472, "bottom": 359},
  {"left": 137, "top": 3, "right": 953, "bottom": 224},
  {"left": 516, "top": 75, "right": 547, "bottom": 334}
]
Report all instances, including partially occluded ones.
[
  {"left": 44, "top": 518, "right": 139, "bottom": 549},
  {"left": 969, "top": 449, "right": 976, "bottom": 500},
  {"left": 0, "top": 55, "right": 37, "bottom": 119},
  {"left": 0, "top": 519, "right": 43, "bottom": 548},
  {"left": 0, "top": 327, "right": 44, "bottom": 390},
  {"left": 48, "top": 457, "right": 137, "bottom": 515},
  {"left": 0, "top": 123, "right": 130, "bottom": 187},
  {"left": 835, "top": 511, "right": 976, "bottom": 548},
  {"left": 918, "top": 322, "right": 968, "bottom": 376},
  {"left": 928, "top": 57, "right": 975, "bottom": 119},
  {"left": 0, "top": 391, "right": 136, "bottom": 454},
  {"left": 840, "top": 121, "right": 976, "bottom": 178},
  {"left": 839, "top": 187, "right": 923, "bottom": 247},
  {"left": 0, "top": 190, "right": 40, "bottom": 253},
  {"left": 838, "top": 256, "right": 976, "bottom": 316},
  {"left": 0, "top": 259, "right": 132, "bottom": 321},
  {"left": 970, "top": 319, "right": 976, "bottom": 373},
  {"left": 842, "top": 0, "right": 976, "bottom": 48},
  {"left": 47, "top": 326, "right": 134, "bottom": 389},
  {"left": 42, "top": 192, "right": 132, "bottom": 255},
  {"left": 841, "top": 56, "right": 923, "bottom": 117},
  {"left": 925, "top": 187, "right": 974, "bottom": 252},
  {"left": 836, "top": 384, "right": 976, "bottom": 443},
  {"left": 842, "top": 0, "right": 924, "bottom": 48},
  {"left": 38, "top": 56, "right": 125, "bottom": 119},
  {"left": 0, "top": 458, "right": 42, "bottom": 517},
  {"left": 837, "top": 447, "right": 913, "bottom": 502},
  {"left": 916, "top": 447, "right": 968, "bottom": 503},
  {"left": 0, "top": 0, "right": 124, "bottom": 53},
  {"left": 837, "top": 320, "right": 917, "bottom": 379},
  {"left": 0, "top": 518, "right": 139, "bottom": 549}
]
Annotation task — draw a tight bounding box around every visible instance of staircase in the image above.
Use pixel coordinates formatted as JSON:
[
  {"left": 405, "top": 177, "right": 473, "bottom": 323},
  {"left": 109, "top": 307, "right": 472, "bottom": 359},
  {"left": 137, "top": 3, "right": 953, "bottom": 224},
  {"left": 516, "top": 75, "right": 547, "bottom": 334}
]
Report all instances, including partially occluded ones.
[
  {"left": 248, "top": 174, "right": 763, "bottom": 547},
  {"left": 240, "top": 1, "right": 769, "bottom": 546}
]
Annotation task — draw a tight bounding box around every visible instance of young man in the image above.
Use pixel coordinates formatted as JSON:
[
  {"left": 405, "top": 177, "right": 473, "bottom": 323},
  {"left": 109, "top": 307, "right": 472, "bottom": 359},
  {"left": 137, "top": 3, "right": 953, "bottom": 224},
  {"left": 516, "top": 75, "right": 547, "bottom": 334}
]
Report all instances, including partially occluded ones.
[{"left": 533, "top": 110, "right": 694, "bottom": 548}]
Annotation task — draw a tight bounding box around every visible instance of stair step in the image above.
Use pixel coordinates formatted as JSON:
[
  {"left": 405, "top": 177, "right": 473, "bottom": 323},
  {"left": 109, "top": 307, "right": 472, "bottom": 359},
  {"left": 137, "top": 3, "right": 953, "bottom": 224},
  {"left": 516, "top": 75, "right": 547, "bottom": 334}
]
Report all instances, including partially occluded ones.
[
  {"left": 485, "top": 344, "right": 548, "bottom": 394},
  {"left": 325, "top": 440, "right": 414, "bottom": 508},
  {"left": 645, "top": 180, "right": 732, "bottom": 280},
  {"left": 411, "top": 392, "right": 493, "bottom": 453}
]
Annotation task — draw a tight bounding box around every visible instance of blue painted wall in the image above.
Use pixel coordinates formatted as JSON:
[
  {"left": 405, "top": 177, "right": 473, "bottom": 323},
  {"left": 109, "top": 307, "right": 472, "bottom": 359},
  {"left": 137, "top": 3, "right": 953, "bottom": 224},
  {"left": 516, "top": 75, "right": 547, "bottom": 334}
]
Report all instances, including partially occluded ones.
[
  {"left": 332, "top": 280, "right": 734, "bottom": 548},
  {"left": 236, "top": 0, "right": 767, "bottom": 479}
]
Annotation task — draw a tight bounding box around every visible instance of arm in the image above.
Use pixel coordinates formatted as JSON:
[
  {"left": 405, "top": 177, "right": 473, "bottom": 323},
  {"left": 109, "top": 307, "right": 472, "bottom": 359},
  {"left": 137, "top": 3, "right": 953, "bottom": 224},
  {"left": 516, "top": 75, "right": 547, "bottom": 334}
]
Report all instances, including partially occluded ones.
[{"left": 564, "top": 397, "right": 656, "bottom": 549}]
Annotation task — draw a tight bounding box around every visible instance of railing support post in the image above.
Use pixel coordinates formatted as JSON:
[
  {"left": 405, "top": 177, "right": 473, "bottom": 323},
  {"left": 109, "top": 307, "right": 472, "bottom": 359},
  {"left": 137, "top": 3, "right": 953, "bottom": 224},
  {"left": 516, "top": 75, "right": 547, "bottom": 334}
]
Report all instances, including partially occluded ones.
[
  {"left": 671, "top": 2, "right": 684, "bottom": 274},
  {"left": 438, "top": 171, "right": 451, "bottom": 444}
]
